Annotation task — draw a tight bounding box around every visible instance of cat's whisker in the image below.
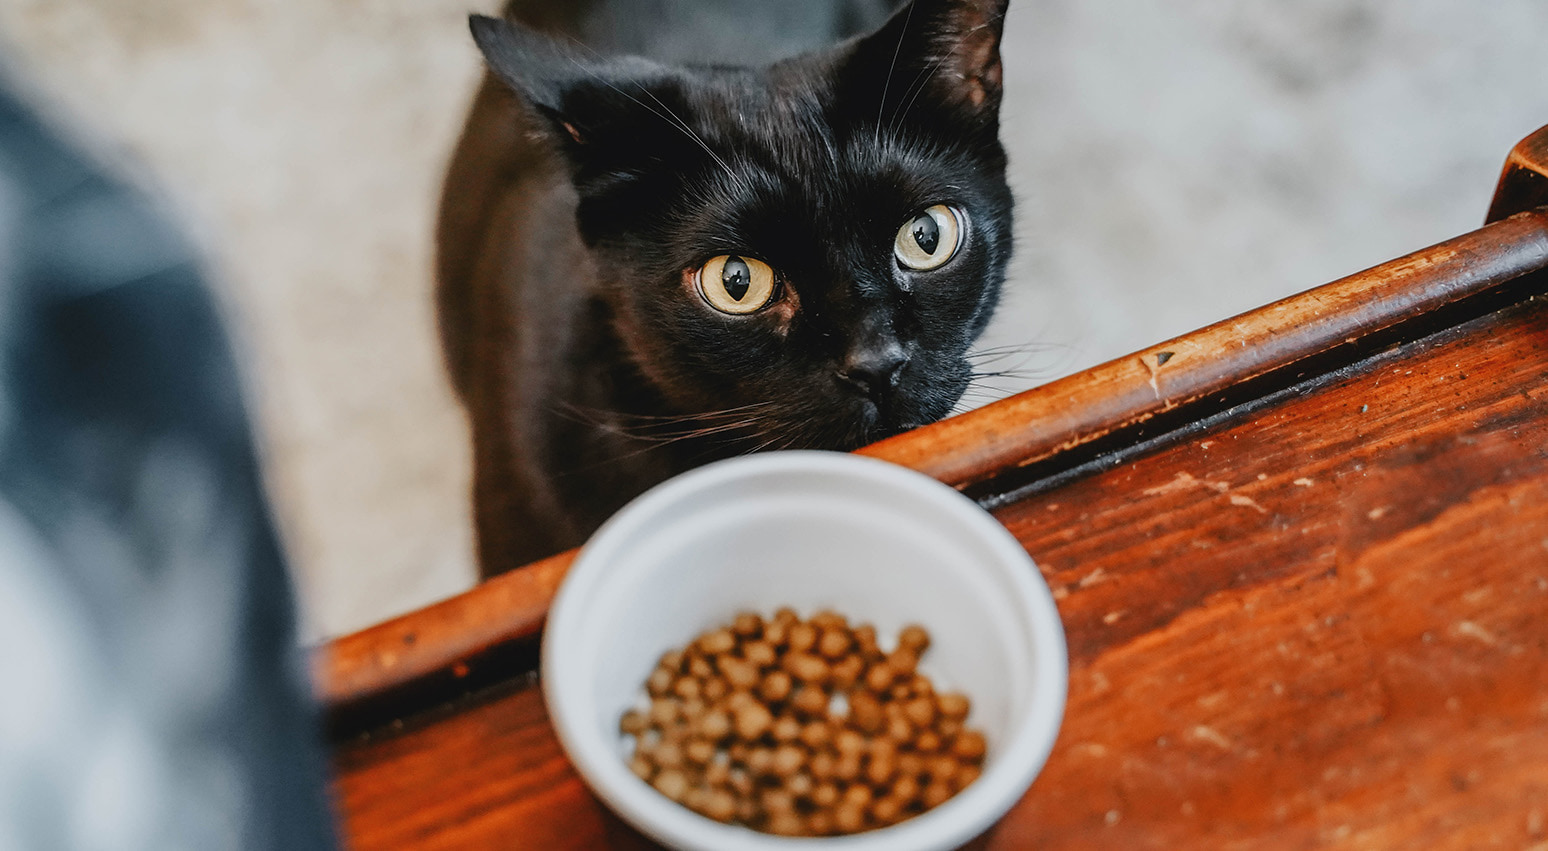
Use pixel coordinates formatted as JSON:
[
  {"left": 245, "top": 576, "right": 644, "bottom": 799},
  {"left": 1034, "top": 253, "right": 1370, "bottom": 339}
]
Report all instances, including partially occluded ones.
[
  {"left": 885, "top": 12, "right": 1008, "bottom": 140},
  {"left": 873, "top": 1, "right": 918, "bottom": 149}
]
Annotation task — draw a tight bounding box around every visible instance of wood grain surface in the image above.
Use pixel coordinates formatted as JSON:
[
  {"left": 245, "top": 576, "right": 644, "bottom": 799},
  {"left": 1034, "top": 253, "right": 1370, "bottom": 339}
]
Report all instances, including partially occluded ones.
[{"left": 333, "top": 287, "right": 1548, "bottom": 850}]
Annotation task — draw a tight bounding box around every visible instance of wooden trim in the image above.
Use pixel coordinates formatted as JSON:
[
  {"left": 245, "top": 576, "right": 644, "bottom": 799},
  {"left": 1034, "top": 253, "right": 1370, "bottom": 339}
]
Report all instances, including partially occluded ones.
[
  {"left": 315, "top": 131, "right": 1548, "bottom": 717},
  {"left": 1486, "top": 123, "right": 1548, "bottom": 223}
]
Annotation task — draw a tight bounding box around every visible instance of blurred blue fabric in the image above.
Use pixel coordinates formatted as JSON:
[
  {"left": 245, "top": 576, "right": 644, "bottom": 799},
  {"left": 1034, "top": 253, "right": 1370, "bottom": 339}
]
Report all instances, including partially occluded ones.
[{"left": 0, "top": 79, "right": 336, "bottom": 849}]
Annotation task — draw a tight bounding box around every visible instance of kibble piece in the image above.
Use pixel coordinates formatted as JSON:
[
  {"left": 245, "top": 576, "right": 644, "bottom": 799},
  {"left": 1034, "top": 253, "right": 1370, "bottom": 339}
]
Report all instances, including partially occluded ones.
[
  {"left": 719, "top": 656, "right": 760, "bottom": 690},
  {"left": 685, "top": 738, "right": 716, "bottom": 765},
  {"left": 798, "top": 720, "right": 831, "bottom": 750},
  {"left": 703, "top": 788, "right": 737, "bottom": 822},
  {"left": 702, "top": 677, "right": 728, "bottom": 701},
  {"left": 620, "top": 708, "right": 648, "bottom": 736},
  {"left": 937, "top": 691, "right": 971, "bottom": 721},
  {"left": 953, "top": 764, "right": 982, "bottom": 792},
  {"left": 897, "top": 624, "right": 931, "bottom": 654},
  {"left": 937, "top": 718, "right": 963, "bottom": 741},
  {"left": 786, "top": 771, "right": 815, "bottom": 798},
  {"left": 743, "top": 640, "right": 777, "bottom": 668},
  {"left": 771, "top": 743, "right": 806, "bottom": 778},
  {"left": 870, "top": 794, "right": 904, "bottom": 826},
  {"left": 649, "top": 697, "right": 681, "bottom": 727},
  {"left": 817, "top": 628, "right": 852, "bottom": 659},
  {"left": 646, "top": 667, "right": 674, "bottom": 697},
  {"left": 629, "top": 752, "right": 654, "bottom": 781},
  {"left": 787, "top": 622, "right": 819, "bottom": 653},
  {"left": 654, "top": 740, "right": 686, "bottom": 770},
  {"left": 886, "top": 713, "right": 912, "bottom": 743},
  {"left": 766, "top": 811, "right": 806, "bottom": 836},
  {"left": 758, "top": 670, "right": 793, "bottom": 703},
  {"left": 863, "top": 661, "right": 896, "bottom": 692},
  {"left": 761, "top": 787, "right": 797, "bottom": 814},
  {"left": 833, "top": 751, "right": 863, "bottom": 782},
  {"left": 790, "top": 685, "right": 829, "bottom": 718},
  {"left": 952, "top": 730, "right": 987, "bottom": 762},
  {"left": 834, "top": 728, "right": 866, "bottom": 756},
  {"left": 811, "top": 782, "right": 840, "bottom": 808},
  {"left": 771, "top": 714, "right": 802, "bottom": 742},
  {"left": 653, "top": 769, "right": 690, "bottom": 802},
  {"left": 731, "top": 611, "right": 763, "bottom": 638},
  {"left": 745, "top": 746, "right": 775, "bottom": 777},
  {"left": 734, "top": 701, "right": 774, "bottom": 740},
  {"left": 849, "top": 691, "right": 885, "bottom": 734},
  {"left": 833, "top": 802, "right": 866, "bottom": 834},
  {"left": 830, "top": 655, "right": 864, "bottom": 690},
  {"left": 810, "top": 609, "right": 847, "bottom": 631},
  {"left": 806, "top": 810, "right": 835, "bottom": 836},
  {"left": 893, "top": 774, "right": 921, "bottom": 805},
  {"left": 904, "top": 697, "right": 937, "bottom": 729},
  {"left": 688, "top": 655, "right": 715, "bottom": 679},
  {"left": 783, "top": 652, "right": 829, "bottom": 685},
  {"left": 887, "top": 649, "right": 919, "bottom": 676},
  {"left": 672, "top": 676, "right": 702, "bottom": 700},
  {"left": 914, "top": 730, "right": 943, "bottom": 754},
  {"left": 698, "top": 628, "right": 737, "bottom": 656},
  {"left": 921, "top": 780, "right": 953, "bottom": 809}
]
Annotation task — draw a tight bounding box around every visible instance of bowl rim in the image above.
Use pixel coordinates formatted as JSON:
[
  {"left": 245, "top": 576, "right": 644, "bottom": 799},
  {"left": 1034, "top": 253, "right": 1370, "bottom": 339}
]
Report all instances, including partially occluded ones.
[{"left": 542, "top": 450, "right": 1068, "bottom": 851}]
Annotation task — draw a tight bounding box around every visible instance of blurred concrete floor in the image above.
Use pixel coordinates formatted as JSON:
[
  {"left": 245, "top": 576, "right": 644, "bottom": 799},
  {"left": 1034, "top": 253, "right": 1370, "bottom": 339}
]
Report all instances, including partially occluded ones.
[{"left": 2, "top": 1, "right": 1545, "bottom": 640}]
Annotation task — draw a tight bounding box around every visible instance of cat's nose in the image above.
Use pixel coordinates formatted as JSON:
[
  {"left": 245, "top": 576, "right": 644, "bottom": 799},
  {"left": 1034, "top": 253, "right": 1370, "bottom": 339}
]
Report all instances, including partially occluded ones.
[{"left": 837, "top": 343, "right": 908, "bottom": 399}]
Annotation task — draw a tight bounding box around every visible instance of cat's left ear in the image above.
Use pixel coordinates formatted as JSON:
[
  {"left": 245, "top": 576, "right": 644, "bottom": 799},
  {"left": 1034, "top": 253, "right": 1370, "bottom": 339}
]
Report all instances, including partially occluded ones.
[
  {"left": 841, "top": 0, "right": 1011, "bottom": 131},
  {"left": 469, "top": 14, "right": 655, "bottom": 154}
]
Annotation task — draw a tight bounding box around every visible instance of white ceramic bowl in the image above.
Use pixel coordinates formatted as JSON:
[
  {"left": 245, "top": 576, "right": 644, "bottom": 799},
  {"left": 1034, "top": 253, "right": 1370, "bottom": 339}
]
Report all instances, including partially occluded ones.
[{"left": 541, "top": 451, "right": 1067, "bottom": 851}]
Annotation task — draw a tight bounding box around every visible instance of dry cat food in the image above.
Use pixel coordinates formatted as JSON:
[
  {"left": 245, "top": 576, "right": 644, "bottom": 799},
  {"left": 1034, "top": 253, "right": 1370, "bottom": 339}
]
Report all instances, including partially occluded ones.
[{"left": 619, "top": 608, "right": 986, "bottom": 836}]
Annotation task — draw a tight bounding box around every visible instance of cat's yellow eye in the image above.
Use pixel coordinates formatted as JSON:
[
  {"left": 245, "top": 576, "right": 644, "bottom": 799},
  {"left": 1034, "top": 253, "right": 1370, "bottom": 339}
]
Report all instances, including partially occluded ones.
[
  {"left": 894, "top": 205, "right": 963, "bottom": 271},
  {"left": 697, "top": 254, "right": 777, "bottom": 314}
]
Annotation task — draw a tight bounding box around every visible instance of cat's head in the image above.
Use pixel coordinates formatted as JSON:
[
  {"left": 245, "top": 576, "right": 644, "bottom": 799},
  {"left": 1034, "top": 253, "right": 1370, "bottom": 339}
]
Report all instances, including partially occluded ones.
[{"left": 472, "top": 0, "right": 1013, "bottom": 450}]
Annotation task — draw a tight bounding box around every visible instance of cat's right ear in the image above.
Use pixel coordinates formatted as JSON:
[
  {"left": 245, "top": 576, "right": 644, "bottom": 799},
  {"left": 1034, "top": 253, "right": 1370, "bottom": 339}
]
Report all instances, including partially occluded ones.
[{"left": 468, "top": 14, "right": 590, "bottom": 147}]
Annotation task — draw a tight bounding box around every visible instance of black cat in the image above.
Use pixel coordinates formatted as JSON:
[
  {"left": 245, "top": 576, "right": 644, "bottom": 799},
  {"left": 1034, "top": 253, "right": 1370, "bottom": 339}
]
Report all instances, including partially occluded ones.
[{"left": 438, "top": 0, "right": 1015, "bottom": 577}]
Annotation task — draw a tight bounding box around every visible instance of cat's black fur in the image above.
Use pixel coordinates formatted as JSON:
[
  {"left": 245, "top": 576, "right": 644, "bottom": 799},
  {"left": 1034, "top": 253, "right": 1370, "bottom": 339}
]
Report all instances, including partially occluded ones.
[{"left": 438, "top": 0, "right": 1014, "bottom": 577}]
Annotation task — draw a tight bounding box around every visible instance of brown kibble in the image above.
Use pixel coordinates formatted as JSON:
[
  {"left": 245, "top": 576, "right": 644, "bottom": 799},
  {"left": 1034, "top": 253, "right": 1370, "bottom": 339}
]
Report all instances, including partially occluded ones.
[
  {"left": 841, "top": 783, "right": 873, "bottom": 808},
  {"left": 810, "top": 609, "right": 848, "bottom": 631},
  {"left": 887, "top": 649, "right": 919, "bottom": 676},
  {"left": 870, "top": 794, "right": 905, "bottom": 826},
  {"left": 759, "top": 670, "right": 793, "bottom": 704},
  {"left": 743, "top": 640, "right": 777, "bottom": 668},
  {"left": 783, "top": 652, "right": 829, "bottom": 684},
  {"left": 791, "top": 685, "right": 829, "bottom": 718},
  {"left": 921, "top": 780, "right": 953, "bottom": 809},
  {"left": 834, "top": 802, "right": 866, "bottom": 834},
  {"left": 812, "top": 782, "right": 840, "bottom": 808},
  {"left": 863, "top": 661, "right": 896, "bottom": 692},
  {"left": 703, "top": 787, "right": 737, "bottom": 822},
  {"left": 672, "top": 676, "right": 702, "bottom": 700},
  {"left": 817, "top": 628, "right": 852, "bottom": 659},
  {"left": 719, "top": 656, "right": 760, "bottom": 690},
  {"left": 904, "top": 697, "right": 937, "bottom": 729},
  {"left": 830, "top": 655, "right": 864, "bottom": 690},
  {"left": 761, "top": 787, "right": 797, "bottom": 814},
  {"left": 766, "top": 811, "right": 806, "bottom": 836},
  {"left": 897, "top": 624, "right": 931, "bottom": 654},
  {"left": 697, "top": 709, "right": 731, "bottom": 741},
  {"left": 798, "top": 720, "right": 831, "bottom": 750},
  {"left": 952, "top": 730, "right": 987, "bottom": 762},
  {"left": 734, "top": 701, "right": 773, "bottom": 740},
  {"left": 834, "top": 729, "right": 866, "bottom": 756},
  {"left": 698, "top": 628, "right": 737, "bottom": 656},
  {"left": 745, "top": 747, "right": 775, "bottom": 777},
  {"left": 937, "top": 691, "right": 971, "bottom": 721},
  {"left": 915, "top": 730, "right": 943, "bottom": 753},
  {"left": 654, "top": 740, "right": 685, "bottom": 770},
  {"left": 771, "top": 714, "right": 802, "bottom": 742},
  {"left": 620, "top": 708, "right": 648, "bottom": 736},
  {"left": 849, "top": 691, "right": 885, "bottom": 734},
  {"left": 626, "top": 609, "right": 983, "bottom": 837},
  {"left": 685, "top": 738, "right": 716, "bottom": 765},
  {"left": 653, "top": 769, "right": 689, "bottom": 801},
  {"left": 771, "top": 743, "right": 805, "bottom": 778},
  {"left": 833, "top": 751, "right": 863, "bottom": 782},
  {"left": 731, "top": 611, "right": 763, "bottom": 638},
  {"left": 646, "top": 667, "right": 674, "bottom": 697},
  {"left": 648, "top": 697, "right": 681, "bottom": 727},
  {"left": 787, "top": 622, "right": 819, "bottom": 653}
]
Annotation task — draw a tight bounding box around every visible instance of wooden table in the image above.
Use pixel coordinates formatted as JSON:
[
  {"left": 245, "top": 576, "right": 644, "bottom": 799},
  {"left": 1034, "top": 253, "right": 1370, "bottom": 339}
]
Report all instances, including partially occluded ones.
[{"left": 321, "top": 127, "right": 1548, "bottom": 849}]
